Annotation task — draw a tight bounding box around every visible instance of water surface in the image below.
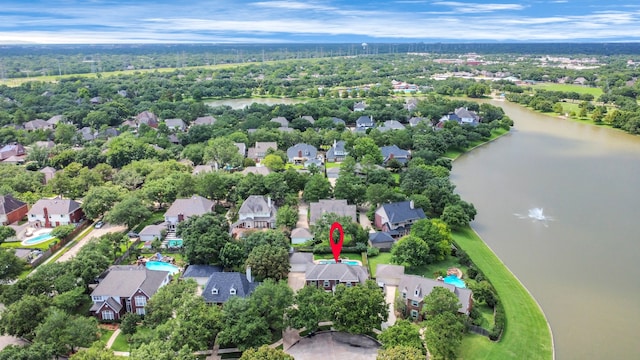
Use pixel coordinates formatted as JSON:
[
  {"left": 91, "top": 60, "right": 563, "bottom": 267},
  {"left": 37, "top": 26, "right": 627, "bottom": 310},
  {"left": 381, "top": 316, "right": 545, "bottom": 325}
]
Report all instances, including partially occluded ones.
[
  {"left": 452, "top": 101, "right": 640, "bottom": 359},
  {"left": 205, "top": 97, "right": 305, "bottom": 109}
]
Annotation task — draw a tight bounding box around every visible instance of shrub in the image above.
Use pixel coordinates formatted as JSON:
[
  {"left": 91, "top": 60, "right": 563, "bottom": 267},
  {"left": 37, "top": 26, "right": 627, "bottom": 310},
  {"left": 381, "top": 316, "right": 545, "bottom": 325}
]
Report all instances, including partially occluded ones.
[
  {"left": 50, "top": 224, "right": 76, "bottom": 240},
  {"left": 367, "top": 246, "right": 380, "bottom": 257},
  {"left": 489, "top": 301, "right": 506, "bottom": 341}
]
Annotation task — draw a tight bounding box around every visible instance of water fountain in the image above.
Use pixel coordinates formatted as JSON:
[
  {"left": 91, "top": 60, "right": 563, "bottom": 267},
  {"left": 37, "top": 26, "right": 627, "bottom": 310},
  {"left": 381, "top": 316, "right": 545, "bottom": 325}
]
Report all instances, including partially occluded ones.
[{"left": 514, "top": 207, "right": 554, "bottom": 226}]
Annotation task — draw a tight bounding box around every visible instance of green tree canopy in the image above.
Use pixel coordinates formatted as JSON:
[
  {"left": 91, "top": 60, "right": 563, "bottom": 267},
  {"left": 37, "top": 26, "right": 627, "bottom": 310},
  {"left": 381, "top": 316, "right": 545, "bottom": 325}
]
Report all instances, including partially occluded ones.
[
  {"left": 378, "top": 320, "right": 424, "bottom": 352},
  {"left": 0, "top": 250, "right": 24, "bottom": 281},
  {"left": 302, "top": 174, "right": 331, "bottom": 203},
  {"left": 178, "top": 213, "right": 231, "bottom": 265},
  {"left": 377, "top": 345, "right": 423, "bottom": 360},
  {"left": 239, "top": 345, "right": 294, "bottom": 360},
  {"left": 244, "top": 244, "right": 290, "bottom": 281},
  {"left": 391, "top": 235, "right": 430, "bottom": 268},
  {"left": 104, "top": 194, "right": 151, "bottom": 229},
  {"left": 286, "top": 285, "right": 333, "bottom": 333},
  {"left": 332, "top": 280, "right": 388, "bottom": 334}
]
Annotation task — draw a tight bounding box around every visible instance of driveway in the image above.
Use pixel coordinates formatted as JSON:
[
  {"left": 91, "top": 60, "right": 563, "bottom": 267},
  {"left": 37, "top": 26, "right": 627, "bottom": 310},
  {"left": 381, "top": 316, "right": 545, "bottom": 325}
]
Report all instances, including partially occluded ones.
[
  {"left": 287, "top": 272, "right": 306, "bottom": 293},
  {"left": 56, "top": 223, "right": 127, "bottom": 262},
  {"left": 382, "top": 285, "right": 397, "bottom": 330},
  {"left": 358, "top": 206, "right": 375, "bottom": 233},
  {"left": 297, "top": 202, "right": 309, "bottom": 229},
  {"left": 286, "top": 331, "right": 379, "bottom": 360}
]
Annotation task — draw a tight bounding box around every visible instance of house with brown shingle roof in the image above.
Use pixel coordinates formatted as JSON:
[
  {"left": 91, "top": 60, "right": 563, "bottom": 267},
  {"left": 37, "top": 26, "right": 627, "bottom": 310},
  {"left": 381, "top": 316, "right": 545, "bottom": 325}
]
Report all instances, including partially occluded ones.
[
  {"left": 164, "top": 195, "right": 215, "bottom": 232},
  {"left": 0, "top": 194, "right": 28, "bottom": 225},
  {"left": 398, "top": 274, "right": 473, "bottom": 321},
  {"left": 90, "top": 265, "right": 171, "bottom": 321},
  {"left": 193, "top": 116, "right": 216, "bottom": 126},
  {"left": 136, "top": 111, "right": 159, "bottom": 128},
  {"left": 0, "top": 143, "right": 25, "bottom": 161},
  {"left": 247, "top": 142, "right": 277, "bottom": 162},
  {"left": 27, "top": 198, "right": 84, "bottom": 228},
  {"left": 23, "top": 119, "right": 53, "bottom": 131}
]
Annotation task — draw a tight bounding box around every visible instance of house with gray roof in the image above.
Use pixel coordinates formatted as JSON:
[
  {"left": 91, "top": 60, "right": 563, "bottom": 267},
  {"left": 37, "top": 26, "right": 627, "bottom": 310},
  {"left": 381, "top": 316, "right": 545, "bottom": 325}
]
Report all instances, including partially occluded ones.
[
  {"left": 291, "top": 227, "right": 313, "bottom": 245},
  {"left": 368, "top": 232, "right": 395, "bottom": 250},
  {"left": 39, "top": 166, "right": 57, "bottom": 184},
  {"left": 290, "top": 252, "right": 314, "bottom": 273},
  {"left": 374, "top": 201, "right": 426, "bottom": 236},
  {"left": 326, "top": 140, "right": 348, "bottom": 162},
  {"left": 23, "top": 119, "right": 53, "bottom": 131},
  {"left": 356, "top": 115, "right": 375, "bottom": 129},
  {"left": 231, "top": 195, "right": 277, "bottom": 231},
  {"left": 438, "top": 107, "right": 480, "bottom": 127},
  {"left": 353, "top": 101, "right": 367, "bottom": 112},
  {"left": 375, "top": 264, "right": 405, "bottom": 287},
  {"left": 164, "top": 118, "right": 186, "bottom": 132},
  {"left": 182, "top": 265, "right": 223, "bottom": 286},
  {"left": 139, "top": 223, "right": 166, "bottom": 244},
  {"left": 193, "top": 116, "right": 216, "bottom": 126},
  {"left": 33, "top": 140, "right": 56, "bottom": 149},
  {"left": 377, "top": 120, "right": 406, "bottom": 132},
  {"left": 241, "top": 166, "right": 272, "bottom": 176},
  {"left": 331, "top": 117, "right": 346, "bottom": 127},
  {"left": 380, "top": 145, "right": 411, "bottom": 165},
  {"left": 305, "top": 263, "right": 369, "bottom": 291},
  {"left": 309, "top": 199, "right": 357, "bottom": 226},
  {"left": 202, "top": 271, "right": 259, "bottom": 304},
  {"left": 408, "top": 117, "right": 429, "bottom": 127},
  {"left": 0, "top": 194, "right": 28, "bottom": 226},
  {"left": 192, "top": 164, "right": 214, "bottom": 175},
  {"left": 270, "top": 116, "right": 289, "bottom": 128},
  {"left": 164, "top": 195, "right": 215, "bottom": 232},
  {"left": 301, "top": 115, "right": 315, "bottom": 124},
  {"left": 235, "top": 143, "right": 247, "bottom": 158},
  {"left": 90, "top": 265, "right": 172, "bottom": 321},
  {"left": 247, "top": 142, "right": 277, "bottom": 162},
  {"left": 28, "top": 198, "right": 84, "bottom": 228},
  {"left": 398, "top": 274, "right": 473, "bottom": 321},
  {"left": 47, "top": 115, "right": 64, "bottom": 126},
  {"left": 287, "top": 143, "right": 318, "bottom": 164},
  {"left": 77, "top": 127, "right": 96, "bottom": 141}
]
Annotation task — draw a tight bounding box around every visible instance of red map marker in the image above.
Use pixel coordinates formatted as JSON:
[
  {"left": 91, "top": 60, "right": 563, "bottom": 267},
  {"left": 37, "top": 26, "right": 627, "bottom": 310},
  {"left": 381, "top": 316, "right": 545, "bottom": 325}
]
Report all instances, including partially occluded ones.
[{"left": 329, "top": 222, "right": 344, "bottom": 263}]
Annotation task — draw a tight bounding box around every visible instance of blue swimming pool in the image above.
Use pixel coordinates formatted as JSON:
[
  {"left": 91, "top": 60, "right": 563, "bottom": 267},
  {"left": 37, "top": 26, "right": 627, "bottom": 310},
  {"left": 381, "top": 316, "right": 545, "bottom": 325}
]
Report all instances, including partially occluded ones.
[
  {"left": 443, "top": 274, "right": 466, "bottom": 288},
  {"left": 145, "top": 261, "right": 180, "bottom": 274},
  {"left": 22, "top": 232, "right": 54, "bottom": 245},
  {"left": 318, "top": 259, "right": 361, "bottom": 266}
]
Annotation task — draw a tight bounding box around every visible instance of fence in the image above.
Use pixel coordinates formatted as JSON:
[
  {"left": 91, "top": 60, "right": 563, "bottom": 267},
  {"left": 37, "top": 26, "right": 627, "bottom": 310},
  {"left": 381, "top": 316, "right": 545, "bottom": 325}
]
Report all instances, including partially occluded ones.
[
  {"left": 468, "top": 324, "right": 491, "bottom": 337},
  {"left": 114, "top": 239, "right": 141, "bottom": 265},
  {"left": 29, "top": 221, "right": 89, "bottom": 267}
]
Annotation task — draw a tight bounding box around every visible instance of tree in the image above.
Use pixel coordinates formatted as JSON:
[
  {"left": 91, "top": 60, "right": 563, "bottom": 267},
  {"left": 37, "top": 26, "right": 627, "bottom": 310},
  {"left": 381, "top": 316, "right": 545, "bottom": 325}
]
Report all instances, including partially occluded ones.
[
  {"left": 120, "top": 313, "right": 141, "bottom": 338},
  {"left": 422, "top": 286, "right": 461, "bottom": 318},
  {"left": 81, "top": 185, "right": 126, "bottom": 220},
  {"left": 250, "top": 280, "right": 293, "bottom": 332},
  {"left": 239, "top": 346, "right": 294, "bottom": 360},
  {"left": 424, "top": 311, "right": 465, "bottom": 360},
  {"left": 217, "top": 297, "right": 271, "bottom": 351},
  {"left": 377, "top": 346, "right": 423, "bottom": 360},
  {"left": 410, "top": 219, "right": 452, "bottom": 262},
  {"left": 70, "top": 345, "right": 119, "bottom": 360},
  {"left": 144, "top": 280, "right": 198, "bottom": 328},
  {"left": 34, "top": 309, "right": 99, "bottom": 356},
  {"left": 50, "top": 224, "right": 75, "bottom": 240},
  {"left": 286, "top": 285, "right": 333, "bottom": 333},
  {"left": 262, "top": 154, "right": 285, "bottom": 172},
  {"left": 52, "top": 287, "right": 87, "bottom": 313},
  {"left": 178, "top": 213, "right": 231, "bottom": 265},
  {"left": 106, "top": 133, "right": 152, "bottom": 168},
  {"left": 391, "top": 235, "right": 430, "bottom": 268},
  {"left": 105, "top": 195, "right": 151, "bottom": 229},
  {"left": 276, "top": 204, "right": 298, "bottom": 229},
  {"left": 332, "top": 280, "right": 388, "bottom": 334},
  {"left": 333, "top": 173, "right": 366, "bottom": 205},
  {"left": 0, "top": 226, "right": 16, "bottom": 243},
  {"left": 0, "top": 343, "right": 56, "bottom": 360},
  {"left": 302, "top": 173, "right": 331, "bottom": 203},
  {"left": 26, "top": 145, "right": 49, "bottom": 168},
  {"left": 244, "top": 244, "right": 289, "bottom": 281},
  {"left": 219, "top": 241, "right": 246, "bottom": 270},
  {"left": 164, "top": 295, "right": 222, "bottom": 351},
  {"left": 352, "top": 137, "right": 383, "bottom": 164},
  {"left": 130, "top": 341, "right": 196, "bottom": 360},
  {"left": 204, "top": 137, "right": 243, "bottom": 169},
  {"left": 378, "top": 319, "right": 424, "bottom": 352},
  {"left": 441, "top": 203, "right": 470, "bottom": 230},
  {"left": 0, "top": 295, "right": 49, "bottom": 340},
  {"left": 242, "top": 230, "right": 290, "bottom": 254}
]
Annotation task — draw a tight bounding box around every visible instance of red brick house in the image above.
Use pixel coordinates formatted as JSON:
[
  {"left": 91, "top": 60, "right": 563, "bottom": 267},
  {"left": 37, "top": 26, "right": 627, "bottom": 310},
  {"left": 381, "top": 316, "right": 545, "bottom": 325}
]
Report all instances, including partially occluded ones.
[
  {"left": 27, "top": 198, "right": 84, "bottom": 228},
  {"left": 90, "top": 265, "right": 171, "bottom": 321},
  {"left": 305, "top": 263, "right": 369, "bottom": 292},
  {"left": 0, "top": 194, "right": 28, "bottom": 225},
  {"left": 398, "top": 274, "right": 473, "bottom": 321}
]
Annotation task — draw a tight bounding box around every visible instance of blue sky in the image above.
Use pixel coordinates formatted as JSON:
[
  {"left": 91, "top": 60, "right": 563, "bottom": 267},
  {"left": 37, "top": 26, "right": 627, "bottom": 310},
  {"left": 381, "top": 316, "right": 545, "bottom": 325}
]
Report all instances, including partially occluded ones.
[{"left": 1, "top": 0, "right": 640, "bottom": 44}]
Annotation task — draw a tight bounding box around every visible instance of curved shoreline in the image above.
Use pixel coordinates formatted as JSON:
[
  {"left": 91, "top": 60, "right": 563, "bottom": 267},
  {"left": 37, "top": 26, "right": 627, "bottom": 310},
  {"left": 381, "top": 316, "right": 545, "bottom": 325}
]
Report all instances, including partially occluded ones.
[{"left": 451, "top": 129, "right": 555, "bottom": 360}]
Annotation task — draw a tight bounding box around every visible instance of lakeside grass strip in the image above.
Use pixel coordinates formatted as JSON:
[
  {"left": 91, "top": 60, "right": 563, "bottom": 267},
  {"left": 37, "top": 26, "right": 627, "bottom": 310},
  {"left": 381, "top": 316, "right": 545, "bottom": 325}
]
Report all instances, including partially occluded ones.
[{"left": 453, "top": 227, "right": 553, "bottom": 360}]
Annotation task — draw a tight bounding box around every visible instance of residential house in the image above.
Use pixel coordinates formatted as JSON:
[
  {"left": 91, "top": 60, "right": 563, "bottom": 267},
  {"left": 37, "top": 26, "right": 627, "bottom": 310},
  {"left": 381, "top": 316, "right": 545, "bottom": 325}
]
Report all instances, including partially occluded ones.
[
  {"left": 241, "top": 166, "right": 272, "bottom": 176},
  {"left": 374, "top": 264, "right": 405, "bottom": 287},
  {"left": 380, "top": 145, "right": 411, "bottom": 165},
  {"left": 277, "top": 126, "right": 294, "bottom": 133},
  {"left": 290, "top": 252, "right": 314, "bottom": 273},
  {"left": 326, "top": 140, "right": 348, "bottom": 162},
  {"left": 331, "top": 117, "right": 346, "bottom": 127},
  {"left": 368, "top": 232, "right": 395, "bottom": 251},
  {"left": 353, "top": 101, "right": 367, "bottom": 112},
  {"left": 2, "top": 155, "right": 25, "bottom": 165},
  {"left": 291, "top": 227, "right": 313, "bottom": 245},
  {"left": 234, "top": 143, "right": 247, "bottom": 158},
  {"left": 438, "top": 107, "right": 480, "bottom": 127},
  {"left": 39, "top": 166, "right": 57, "bottom": 184},
  {"left": 164, "top": 195, "right": 215, "bottom": 232},
  {"left": 398, "top": 274, "right": 473, "bottom": 321},
  {"left": 23, "top": 119, "right": 53, "bottom": 131},
  {"left": 181, "top": 265, "right": 223, "bottom": 287},
  {"left": 301, "top": 115, "right": 315, "bottom": 124},
  {"left": 309, "top": 199, "right": 357, "bottom": 226},
  {"left": 305, "top": 263, "right": 369, "bottom": 291},
  {"left": 202, "top": 270, "right": 259, "bottom": 305},
  {"left": 77, "top": 127, "right": 96, "bottom": 142},
  {"left": 287, "top": 143, "right": 318, "bottom": 164},
  {"left": 247, "top": 142, "right": 277, "bottom": 162},
  {"left": 405, "top": 99, "right": 419, "bottom": 111},
  {"left": 27, "top": 198, "right": 84, "bottom": 228},
  {"left": 408, "top": 117, "right": 429, "bottom": 127},
  {"left": 270, "top": 117, "right": 289, "bottom": 128},
  {"left": 193, "top": 116, "right": 216, "bottom": 126},
  {"left": 231, "top": 195, "right": 277, "bottom": 230},
  {"left": 0, "top": 143, "right": 25, "bottom": 161},
  {"left": 90, "top": 96, "right": 102, "bottom": 105},
  {"left": 356, "top": 115, "right": 375, "bottom": 130},
  {"left": 0, "top": 194, "right": 28, "bottom": 225},
  {"left": 192, "top": 165, "right": 214, "bottom": 175},
  {"left": 32, "top": 140, "right": 56, "bottom": 149},
  {"left": 374, "top": 201, "right": 426, "bottom": 236},
  {"left": 136, "top": 111, "right": 159, "bottom": 128},
  {"left": 47, "top": 115, "right": 64, "bottom": 126},
  {"left": 164, "top": 118, "right": 186, "bottom": 132},
  {"left": 90, "top": 265, "right": 171, "bottom": 320},
  {"left": 139, "top": 223, "right": 165, "bottom": 244},
  {"left": 377, "top": 120, "right": 405, "bottom": 132},
  {"left": 96, "top": 127, "right": 119, "bottom": 140}
]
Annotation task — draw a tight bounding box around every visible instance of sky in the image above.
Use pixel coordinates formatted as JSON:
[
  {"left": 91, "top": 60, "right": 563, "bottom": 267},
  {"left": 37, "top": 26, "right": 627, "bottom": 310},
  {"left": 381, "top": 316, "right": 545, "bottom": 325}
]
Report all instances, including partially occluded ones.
[{"left": 1, "top": 0, "right": 640, "bottom": 44}]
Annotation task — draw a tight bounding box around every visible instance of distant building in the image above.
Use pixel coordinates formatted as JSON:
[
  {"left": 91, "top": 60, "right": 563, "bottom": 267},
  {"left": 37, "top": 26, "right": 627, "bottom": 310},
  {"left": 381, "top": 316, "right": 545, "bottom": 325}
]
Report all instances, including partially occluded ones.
[
  {"left": 398, "top": 274, "right": 473, "bottom": 321},
  {"left": 164, "top": 195, "right": 215, "bottom": 232},
  {"left": 374, "top": 201, "right": 426, "bottom": 237},
  {"left": 231, "top": 195, "right": 277, "bottom": 231},
  {"left": 0, "top": 194, "right": 28, "bottom": 225},
  {"left": 28, "top": 198, "right": 84, "bottom": 228},
  {"left": 309, "top": 199, "right": 357, "bottom": 226},
  {"left": 305, "top": 263, "right": 369, "bottom": 291},
  {"left": 202, "top": 270, "right": 259, "bottom": 305}
]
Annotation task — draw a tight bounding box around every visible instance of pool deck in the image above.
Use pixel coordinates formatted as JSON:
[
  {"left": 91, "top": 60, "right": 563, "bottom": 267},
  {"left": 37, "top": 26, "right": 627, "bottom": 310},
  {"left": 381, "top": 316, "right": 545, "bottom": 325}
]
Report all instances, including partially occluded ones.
[
  {"left": 20, "top": 228, "right": 54, "bottom": 246},
  {"left": 313, "top": 259, "right": 363, "bottom": 266}
]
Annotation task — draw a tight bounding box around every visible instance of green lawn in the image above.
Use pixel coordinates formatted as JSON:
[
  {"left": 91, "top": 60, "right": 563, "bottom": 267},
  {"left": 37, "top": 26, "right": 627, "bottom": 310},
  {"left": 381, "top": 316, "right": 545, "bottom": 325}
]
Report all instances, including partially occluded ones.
[
  {"left": 97, "top": 329, "right": 114, "bottom": 346},
  {"left": 445, "top": 128, "right": 509, "bottom": 159},
  {"left": 1, "top": 237, "right": 58, "bottom": 251},
  {"left": 453, "top": 228, "right": 553, "bottom": 360},
  {"left": 111, "top": 331, "right": 131, "bottom": 352},
  {"left": 368, "top": 252, "right": 394, "bottom": 276},
  {"left": 531, "top": 83, "right": 603, "bottom": 97},
  {"left": 325, "top": 162, "right": 341, "bottom": 169},
  {"left": 313, "top": 252, "right": 362, "bottom": 261},
  {"left": 405, "top": 255, "right": 466, "bottom": 280},
  {"left": 133, "top": 211, "right": 166, "bottom": 232}
]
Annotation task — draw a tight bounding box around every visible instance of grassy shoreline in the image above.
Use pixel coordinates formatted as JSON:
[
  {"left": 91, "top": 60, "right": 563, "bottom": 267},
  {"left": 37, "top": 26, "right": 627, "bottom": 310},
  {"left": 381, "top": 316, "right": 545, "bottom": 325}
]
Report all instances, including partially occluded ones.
[{"left": 451, "top": 126, "right": 554, "bottom": 359}]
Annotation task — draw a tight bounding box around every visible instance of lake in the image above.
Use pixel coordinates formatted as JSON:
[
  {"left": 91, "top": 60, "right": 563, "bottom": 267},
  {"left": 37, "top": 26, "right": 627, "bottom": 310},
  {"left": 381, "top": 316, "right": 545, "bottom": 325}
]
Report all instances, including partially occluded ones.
[
  {"left": 205, "top": 97, "right": 305, "bottom": 109},
  {"left": 451, "top": 101, "right": 640, "bottom": 359}
]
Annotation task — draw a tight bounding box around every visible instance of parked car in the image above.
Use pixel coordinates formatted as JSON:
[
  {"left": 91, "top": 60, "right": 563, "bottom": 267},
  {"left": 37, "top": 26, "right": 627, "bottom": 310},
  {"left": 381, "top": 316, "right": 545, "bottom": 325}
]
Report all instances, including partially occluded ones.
[
  {"left": 127, "top": 231, "right": 139, "bottom": 238},
  {"left": 94, "top": 221, "right": 104, "bottom": 229}
]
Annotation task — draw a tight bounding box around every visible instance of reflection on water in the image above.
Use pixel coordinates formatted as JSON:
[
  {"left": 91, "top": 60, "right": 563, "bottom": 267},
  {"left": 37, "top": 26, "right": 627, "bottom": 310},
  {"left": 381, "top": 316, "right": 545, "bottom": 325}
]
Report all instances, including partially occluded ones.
[{"left": 452, "top": 100, "right": 640, "bottom": 359}]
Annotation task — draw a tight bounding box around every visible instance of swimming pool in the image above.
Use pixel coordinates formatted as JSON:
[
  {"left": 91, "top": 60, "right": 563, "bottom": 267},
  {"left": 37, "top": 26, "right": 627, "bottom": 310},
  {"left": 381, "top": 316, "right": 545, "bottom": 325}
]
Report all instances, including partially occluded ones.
[
  {"left": 145, "top": 261, "right": 180, "bottom": 274},
  {"left": 443, "top": 274, "right": 466, "bottom": 288},
  {"left": 21, "top": 232, "right": 54, "bottom": 246},
  {"left": 318, "top": 259, "right": 361, "bottom": 266}
]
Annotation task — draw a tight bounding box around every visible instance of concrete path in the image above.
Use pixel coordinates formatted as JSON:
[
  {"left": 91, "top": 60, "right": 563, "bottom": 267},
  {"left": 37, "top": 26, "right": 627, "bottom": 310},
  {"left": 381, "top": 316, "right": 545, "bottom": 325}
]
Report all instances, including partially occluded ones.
[
  {"left": 358, "top": 206, "right": 375, "bottom": 233},
  {"left": 296, "top": 202, "right": 309, "bottom": 229},
  {"left": 105, "top": 328, "right": 121, "bottom": 349},
  {"left": 381, "top": 285, "right": 397, "bottom": 330},
  {"left": 56, "top": 223, "right": 126, "bottom": 263}
]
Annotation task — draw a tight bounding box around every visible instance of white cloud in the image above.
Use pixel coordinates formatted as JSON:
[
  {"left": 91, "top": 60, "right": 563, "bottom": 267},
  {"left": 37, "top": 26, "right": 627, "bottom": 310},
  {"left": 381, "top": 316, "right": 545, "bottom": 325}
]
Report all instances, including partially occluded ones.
[{"left": 432, "top": 2, "right": 526, "bottom": 13}]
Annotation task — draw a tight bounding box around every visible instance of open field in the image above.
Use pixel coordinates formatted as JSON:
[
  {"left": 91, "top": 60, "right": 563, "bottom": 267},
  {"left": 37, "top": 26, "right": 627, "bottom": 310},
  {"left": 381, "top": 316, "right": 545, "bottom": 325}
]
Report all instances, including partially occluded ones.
[
  {"left": 453, "top": 228, "right": 553, "bottom": 360},
  {"left": 531, "top": 83, "right": 603, "bottom": 97}
]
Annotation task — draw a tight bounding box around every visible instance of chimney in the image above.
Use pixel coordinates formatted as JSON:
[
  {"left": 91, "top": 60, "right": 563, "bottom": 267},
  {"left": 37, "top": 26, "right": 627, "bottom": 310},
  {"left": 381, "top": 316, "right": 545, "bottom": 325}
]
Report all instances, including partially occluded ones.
[
  {"left": 178, "top": 213, "right": 184, "bottom": 222},
  {"left": 409, "top": 200, "right": 414, "bottom": 209},
  {"left": 333, "top": 139, "right": 337, "bottom": 148},
  {"left": 267, "top": 196, "right": 272, "bottom": 209},
  {"left": 246, "top": 266, "right": 252, "bottom": 283}
]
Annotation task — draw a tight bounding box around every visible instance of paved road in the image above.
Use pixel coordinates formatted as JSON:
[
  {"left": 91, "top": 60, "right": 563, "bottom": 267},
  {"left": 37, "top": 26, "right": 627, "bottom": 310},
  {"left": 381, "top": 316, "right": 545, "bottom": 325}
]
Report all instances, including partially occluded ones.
[
  {"left": 56, "top": 223, "right": 127, "bottom": 263},
  {"left": 358, "top": 206, "right": 375, "bottom": 233},
  {"left": 286, "top": 331, "right": 379, "bottom": 360}
]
